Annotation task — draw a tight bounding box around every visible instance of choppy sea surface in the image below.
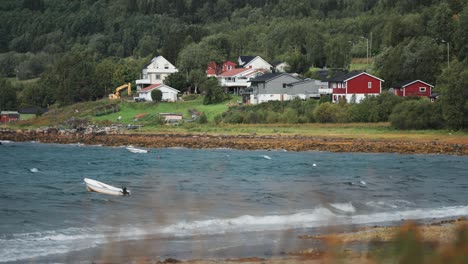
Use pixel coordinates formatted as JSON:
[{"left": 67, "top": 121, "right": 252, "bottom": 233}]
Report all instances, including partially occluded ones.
[{"left": 1, "top": 141, "right": 468, "bottom": 263}]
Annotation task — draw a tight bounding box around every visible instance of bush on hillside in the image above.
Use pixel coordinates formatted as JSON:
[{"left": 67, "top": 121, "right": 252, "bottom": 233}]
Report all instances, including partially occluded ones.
[
  {"left": 197, "top": 113, "right": 207, "bottom": 124},
  {"left": 351, "top": 93, "right": 405, "bottom": 122},
  {"left": 314, "top": 102, "right": 340, "bottom": 123},
  {"left": 218, "top": 99, "right": 319, "bottom": 124},
  {"left": 151, "top": 89, "right": 162, "bottom": 102},
  {"left": 182, "top": 94, "right": 200, "bottom": 101},
  {"left": 203, "top": 78, "right": 228, "bottom": 105},
  {"left": 389, "top": 100, "right": 444, "bottom": 129}
]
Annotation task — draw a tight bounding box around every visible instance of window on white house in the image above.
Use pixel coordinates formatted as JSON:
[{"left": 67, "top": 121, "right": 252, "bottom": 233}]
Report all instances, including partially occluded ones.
[
  {"left": 368, "top": 82, "right": 372, "bottom": 88},
  {"left": 283, "top": 83, "right": 287, "bottom": 88},
  {"left": 419, "top": 87, "right": 426, "bottom": 92},
  {"left": 164, "top": 64, "right": 169, "bottom": 69},
  {"left": 156, "top": 75, "right": 161, "bottom": 80}
]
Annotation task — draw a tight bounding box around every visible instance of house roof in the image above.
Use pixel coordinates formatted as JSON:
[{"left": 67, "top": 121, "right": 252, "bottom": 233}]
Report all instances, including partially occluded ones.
[
  {"left": 239, "top": 56, "right": 256, "bottom": 66},
  {"left": 326, "top": 71, "right": 362, "bottom": 82},
  {"left": 139, "top": 84, "right": 180, "bottom": 93},
  {"left": 0, "top": 111, "right": 19, "bottom": 115},
  {"left": 218, "top": 68, "right": 253, "bottom": 77},
  {"left": 249, "top": 73, "right": 300, "bottom": 83},
  {"left": 326, "top": 71, "right": 384, "bottom": 82},
  {"left": 139, "top": 83, "right": 162, "bottom": 93},
  {"left": 270, "top": 61, "right": 283, "bottom": 67},
  {"left": 393, "top": 80, "right": 434, "bottom": 88},
  {"left": 287, "top": 78, "right": 314, "bottom": 86}
]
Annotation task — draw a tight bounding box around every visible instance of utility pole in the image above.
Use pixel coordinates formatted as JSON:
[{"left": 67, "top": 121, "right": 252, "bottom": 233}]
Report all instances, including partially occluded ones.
[
  {"left": 361, "top": 36, "right": 369, "bottom": 66},
  {"left": 442, "top": 40, "right": 450, "bottom": 68}
]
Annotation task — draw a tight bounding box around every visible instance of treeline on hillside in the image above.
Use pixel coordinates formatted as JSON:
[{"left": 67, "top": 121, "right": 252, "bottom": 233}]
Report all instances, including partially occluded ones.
[
  {"left": 1, "top": 0, "right": 466, "bottom": 81},
  {"left": 0, "top": 0, "right": 467, "bottom": 129}
]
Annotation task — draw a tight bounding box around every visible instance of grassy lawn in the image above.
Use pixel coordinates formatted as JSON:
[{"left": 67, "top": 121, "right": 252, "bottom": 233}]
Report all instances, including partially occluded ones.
[
  {"left": 92, "top": 96, "right": 239, "bottom": 125},
  {"left": 129, "top": 122, "right": 468, "bottom": 144},
  {"left": 9, "top": 96, "right": 468, "bottom": 144}
]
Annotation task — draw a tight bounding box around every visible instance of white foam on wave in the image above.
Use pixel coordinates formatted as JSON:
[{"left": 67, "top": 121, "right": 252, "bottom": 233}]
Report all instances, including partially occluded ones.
[
  {"left": 2, "top": 205, "right": 468, "bottom": 262},
  {"left": 366, "top": 200, "right": 415, "bottom": 209},
  {"left": 160, "top": 205, "right": 468, "bottom": 237},
  {"left": 0, "top": 226, "right": 148, "bottom": 263},
  {"left": 330, "top": 203, "right": 356, "bottom": 213}
]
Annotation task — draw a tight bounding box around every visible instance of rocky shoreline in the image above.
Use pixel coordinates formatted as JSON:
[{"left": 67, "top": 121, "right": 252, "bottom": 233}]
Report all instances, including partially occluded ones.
[{"left": 1, "top": 127, "right": 467, "bottom": 155}]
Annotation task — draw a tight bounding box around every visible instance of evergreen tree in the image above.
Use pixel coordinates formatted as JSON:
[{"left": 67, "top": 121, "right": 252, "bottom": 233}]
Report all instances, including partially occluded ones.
[
  {"left": 0, "top": 79, "right": 17, "bottom": 111},
  {"left": 437, "top": 60, "right": 468, "bottom": 130}
]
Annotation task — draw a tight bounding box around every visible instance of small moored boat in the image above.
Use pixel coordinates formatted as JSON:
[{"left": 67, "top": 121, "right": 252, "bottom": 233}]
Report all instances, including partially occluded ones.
[
  {"left": 126, "top": 146, "right": 149, "bottom": 153},
  {"left": 84, "top": 178, "right": 130, "bottom": 196}
]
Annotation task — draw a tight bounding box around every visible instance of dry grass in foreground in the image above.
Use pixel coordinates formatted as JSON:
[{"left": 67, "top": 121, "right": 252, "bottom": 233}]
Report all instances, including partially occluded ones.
[{"left": 92, "top": 219, "right": 468, "bottom": 264}]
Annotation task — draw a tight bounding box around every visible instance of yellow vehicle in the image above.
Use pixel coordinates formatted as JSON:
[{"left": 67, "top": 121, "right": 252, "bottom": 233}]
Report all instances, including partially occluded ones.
[{"left": 109, "top": 83, "right": 132, "bottom": 100}]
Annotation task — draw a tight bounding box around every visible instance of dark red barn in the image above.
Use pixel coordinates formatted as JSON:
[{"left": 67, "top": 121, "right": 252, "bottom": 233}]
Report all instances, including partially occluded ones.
[{"left": 393, "top": 80, "right": 433, "bottom": 98}]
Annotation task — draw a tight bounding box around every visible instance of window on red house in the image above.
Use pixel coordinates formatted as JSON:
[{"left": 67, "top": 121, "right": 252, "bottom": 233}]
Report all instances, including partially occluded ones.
[
  {"left": 368, "top": 82, "right": 372, "bottom": 88},
  {"left": 419, "top": 87, "right": 426, "bottom": 92}
]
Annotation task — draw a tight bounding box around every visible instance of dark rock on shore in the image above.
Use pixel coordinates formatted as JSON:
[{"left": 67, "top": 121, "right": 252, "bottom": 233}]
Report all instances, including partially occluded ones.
[{"left": 0, "top": 128, "right": 466, "bottom": 155}]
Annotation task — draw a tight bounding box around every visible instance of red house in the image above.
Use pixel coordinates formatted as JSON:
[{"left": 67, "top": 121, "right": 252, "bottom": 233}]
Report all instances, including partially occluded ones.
[
  {"left": 393, "top": 80, "right": 433, "bottom": 98},
  {"left": 327, "top": 71, "right": 384, "bottom": 103},
  {"left": 206, "top": 61, "right": 237, "bottom": 77},
  {"left": 0, "top": 111, "right": 20, "bottom": 123}
]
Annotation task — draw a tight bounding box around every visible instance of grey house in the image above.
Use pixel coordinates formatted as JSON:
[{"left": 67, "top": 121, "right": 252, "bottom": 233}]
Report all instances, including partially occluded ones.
[
  {"left": 286, "top": 79, "right": 329, "bottom": 99},
  {"left": 242, "top": 73, "right": 324, "bottom": 104}
]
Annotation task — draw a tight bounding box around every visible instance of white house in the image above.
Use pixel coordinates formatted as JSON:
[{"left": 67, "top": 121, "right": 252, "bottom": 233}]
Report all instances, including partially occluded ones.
[
  {"left": 136, "top": 84, "right": 180, "bottom": 102},
  {"left": 136, "top": 56, "right": 178, "bottom": 90},
  {"left": 238, "top": 56, "right": 273, "bottom": 70},
  {"left": 217, "top": 68, "right": 264, "bottom": 95}
]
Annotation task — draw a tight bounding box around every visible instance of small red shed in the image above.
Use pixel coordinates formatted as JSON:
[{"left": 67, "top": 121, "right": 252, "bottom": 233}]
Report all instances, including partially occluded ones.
[
  {"left": 393, "top": 80, "right": 433, "bottom": 98},
  {"left": 0, "top": 111, "right": 20, "bottom": 123}
]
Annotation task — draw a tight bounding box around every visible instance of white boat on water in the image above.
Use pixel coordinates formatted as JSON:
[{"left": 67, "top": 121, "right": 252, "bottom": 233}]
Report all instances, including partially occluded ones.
[
  {"left": 84, "top": 178, "right": 130, "bottom": 196},
  {"left": 126, "top": 146, "right": 149, "bottom": 153}
]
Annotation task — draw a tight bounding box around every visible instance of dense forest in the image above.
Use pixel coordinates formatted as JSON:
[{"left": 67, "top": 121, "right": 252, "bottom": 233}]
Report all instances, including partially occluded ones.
[{"left": 0, "top": 0, "right": 467, "bottom": 129}]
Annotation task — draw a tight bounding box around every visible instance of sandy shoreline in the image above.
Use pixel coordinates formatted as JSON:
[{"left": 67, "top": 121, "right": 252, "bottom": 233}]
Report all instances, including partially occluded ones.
[
  {"left": 1, "top": 128, "right": 467, "bottom": 155},
  {"left": 74, "top": 218, "right": 466, "bottom": 264}
]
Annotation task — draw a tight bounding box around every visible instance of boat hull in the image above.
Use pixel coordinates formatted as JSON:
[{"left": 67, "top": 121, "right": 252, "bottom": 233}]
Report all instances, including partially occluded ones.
[
  {"left": 126, "top": 147, "right": 148, "bottom": 153},
  {"left": 84, "top": 178, "right": 129, "bottom": 196}
]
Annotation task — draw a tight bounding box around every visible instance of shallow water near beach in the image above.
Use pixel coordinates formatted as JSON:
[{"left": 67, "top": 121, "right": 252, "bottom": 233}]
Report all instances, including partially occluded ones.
[{"left": 1, "top": 141, "right": 468, "bottom": 263}]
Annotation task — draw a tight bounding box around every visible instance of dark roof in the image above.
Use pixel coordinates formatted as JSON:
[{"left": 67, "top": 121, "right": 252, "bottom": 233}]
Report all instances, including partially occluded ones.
[
  {"left": 393, "top": 80, "right": 413, "bottom": 88},
  {"left": 18, "top": 107, "right": 47, "bottom": 114},
  {"left": 325, "top": 71, "right": 363, "bottom": 82},
  {"left": 314, "top": 69, "right": 332, "bottom": 81},
  {"left": 249, "top": 73, "right": 284, "bottom": 83},
  {"left": 287, "top": 78, "right": 312, "bottom": 86},
  {"left": 393, "top": 80, "right": 433, "bottom": 88},
  {"left": 270, "top": 61, "right": 283, "bottom": 67},
  {"left": 239, "top": 56, "right": 255, "bottom": 66}
]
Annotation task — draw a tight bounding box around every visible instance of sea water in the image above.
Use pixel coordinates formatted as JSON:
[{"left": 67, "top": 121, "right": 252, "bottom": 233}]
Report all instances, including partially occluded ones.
[{"left": 1, "top": 141, "right": 467, "bottom": 263}]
